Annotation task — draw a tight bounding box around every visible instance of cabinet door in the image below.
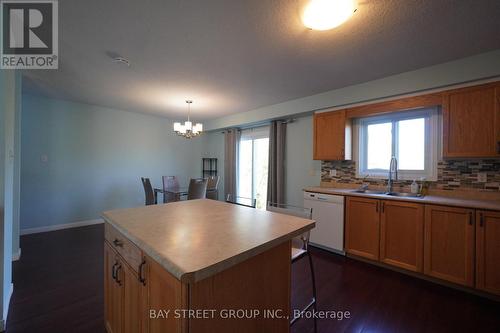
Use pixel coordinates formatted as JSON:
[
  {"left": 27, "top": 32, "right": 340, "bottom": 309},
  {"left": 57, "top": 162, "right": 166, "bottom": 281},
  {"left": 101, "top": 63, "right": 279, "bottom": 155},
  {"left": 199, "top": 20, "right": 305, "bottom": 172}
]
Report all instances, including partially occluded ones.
[
  {"left": 104, "top": 243, "right": 123, "bottom": 333},
  {"left": 313, "top": 111, "right": 347, "bottom": 160},
  {"left": 345, "top": 197, "right": 380, "bottom": 260},
  {"left": 123, "top": 259, "right": 148, "bottom": 333},
  {"left": 424, "top": 205, "right": 475, "bottom": 286},
  {"left": 148, "top": 255, "right": 186, "bottom": 333},
  {"left": 380, "top": 201, "right": 424, "bottom": 272},
  {"left": 443, "top": 84, "right": 500, "bottom": 157},
  {"left": 476, "top": 210, "right": 500, "bottom": 295}
]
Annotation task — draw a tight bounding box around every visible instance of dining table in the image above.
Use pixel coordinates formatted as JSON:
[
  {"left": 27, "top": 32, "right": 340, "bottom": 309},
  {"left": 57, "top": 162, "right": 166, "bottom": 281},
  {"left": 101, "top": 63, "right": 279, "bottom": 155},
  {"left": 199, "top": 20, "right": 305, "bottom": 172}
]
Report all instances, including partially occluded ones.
[{"left": 154, "top": 187, "right": 188, "bottom": 203}]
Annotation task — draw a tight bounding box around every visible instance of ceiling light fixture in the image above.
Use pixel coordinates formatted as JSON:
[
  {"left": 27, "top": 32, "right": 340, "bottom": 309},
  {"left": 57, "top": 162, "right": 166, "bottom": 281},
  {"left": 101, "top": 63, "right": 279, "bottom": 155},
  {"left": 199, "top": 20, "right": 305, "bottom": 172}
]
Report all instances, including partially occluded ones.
[
  {"left": 302, "top": 0, "right": 356, "bottom": 31},
  {"left": 173, "top": 100, "right": 203, "bottom": 139}
]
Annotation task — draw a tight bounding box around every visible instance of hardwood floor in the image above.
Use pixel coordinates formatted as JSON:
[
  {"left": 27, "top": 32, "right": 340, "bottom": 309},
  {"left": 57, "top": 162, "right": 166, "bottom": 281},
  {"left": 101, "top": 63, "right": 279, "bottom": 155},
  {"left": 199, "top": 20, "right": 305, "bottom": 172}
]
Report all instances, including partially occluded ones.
[{"left": 7, "top": 224, "right": 500, "bottom": 332}]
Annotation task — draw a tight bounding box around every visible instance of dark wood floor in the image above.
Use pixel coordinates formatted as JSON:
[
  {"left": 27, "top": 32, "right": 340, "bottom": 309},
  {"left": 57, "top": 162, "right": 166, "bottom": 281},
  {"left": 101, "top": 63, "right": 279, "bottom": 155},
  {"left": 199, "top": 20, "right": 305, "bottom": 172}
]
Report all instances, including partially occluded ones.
[{"left": 7, "top": 224, "right": 500, "bottom": 332}]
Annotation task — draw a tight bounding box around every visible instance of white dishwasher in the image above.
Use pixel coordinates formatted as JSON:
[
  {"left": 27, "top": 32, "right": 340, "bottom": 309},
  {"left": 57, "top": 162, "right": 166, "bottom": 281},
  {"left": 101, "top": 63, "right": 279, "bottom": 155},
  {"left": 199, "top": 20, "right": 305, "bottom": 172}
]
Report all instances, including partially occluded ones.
[{"left": 304, "top": 191, "right": 345, "bottom": 255}]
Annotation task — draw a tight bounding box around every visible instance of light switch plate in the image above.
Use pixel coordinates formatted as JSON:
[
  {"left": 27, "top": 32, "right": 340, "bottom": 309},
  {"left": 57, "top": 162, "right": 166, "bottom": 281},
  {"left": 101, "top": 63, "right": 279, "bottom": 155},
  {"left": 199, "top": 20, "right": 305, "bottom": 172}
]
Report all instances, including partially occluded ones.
[
  {"left": 41, "top": 154, "right": 48, "bottom": 163},
  {"left": 477, "top": 172, "right": 487, "bottom": 183},
  {"left": 329, "top": 169, "right": 337, "bottom": 177}
]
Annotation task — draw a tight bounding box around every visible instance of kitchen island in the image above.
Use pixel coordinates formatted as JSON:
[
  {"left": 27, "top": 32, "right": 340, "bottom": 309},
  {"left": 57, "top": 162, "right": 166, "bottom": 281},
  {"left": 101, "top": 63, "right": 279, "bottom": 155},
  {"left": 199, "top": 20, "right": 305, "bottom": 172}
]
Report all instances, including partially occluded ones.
[{"left": 102, "top": 199, "right": 315, "bottom": 333}]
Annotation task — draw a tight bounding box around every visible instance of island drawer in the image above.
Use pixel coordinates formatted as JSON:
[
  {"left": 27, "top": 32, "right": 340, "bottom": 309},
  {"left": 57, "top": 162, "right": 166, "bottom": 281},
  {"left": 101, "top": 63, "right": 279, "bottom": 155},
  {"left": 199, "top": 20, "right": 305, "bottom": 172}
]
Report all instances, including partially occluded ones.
[{"left": 105, "top": 223, "right": 143, "bottom": 272}]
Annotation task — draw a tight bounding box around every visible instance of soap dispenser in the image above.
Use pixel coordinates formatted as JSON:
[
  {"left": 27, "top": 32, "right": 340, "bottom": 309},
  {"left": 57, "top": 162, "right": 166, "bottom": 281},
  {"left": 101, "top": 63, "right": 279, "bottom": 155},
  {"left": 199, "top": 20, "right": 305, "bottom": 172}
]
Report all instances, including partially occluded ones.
[{"left": 411, "top": 180, "right": 419, "bottom": 194}]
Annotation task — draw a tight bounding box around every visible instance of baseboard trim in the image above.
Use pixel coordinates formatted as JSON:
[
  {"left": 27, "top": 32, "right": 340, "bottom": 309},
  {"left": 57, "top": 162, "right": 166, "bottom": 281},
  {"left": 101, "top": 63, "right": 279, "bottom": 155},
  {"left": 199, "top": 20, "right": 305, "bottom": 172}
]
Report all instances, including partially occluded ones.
[
  {"left": 12, "top": 248, "right": 21, "bottom": 261},
  {"left": 20, "top": 219, "right": 104, "bottom": 236},
  {"left": 0, "top": 283, "right": 14, "bottom": 331}
]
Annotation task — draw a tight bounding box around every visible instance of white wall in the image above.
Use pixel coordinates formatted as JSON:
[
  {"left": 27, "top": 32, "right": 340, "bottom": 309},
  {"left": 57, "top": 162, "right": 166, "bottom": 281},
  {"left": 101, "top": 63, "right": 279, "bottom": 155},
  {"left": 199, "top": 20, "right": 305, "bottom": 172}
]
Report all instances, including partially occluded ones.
[
  {"left": 21, "top": 95, "right": 203, "bottom": 231},
  {"left": 0, "top": 70, "right": 18, "bottom": 330},
  {"left": 285, "top": 116, "right": 321, "bottom": 206}
]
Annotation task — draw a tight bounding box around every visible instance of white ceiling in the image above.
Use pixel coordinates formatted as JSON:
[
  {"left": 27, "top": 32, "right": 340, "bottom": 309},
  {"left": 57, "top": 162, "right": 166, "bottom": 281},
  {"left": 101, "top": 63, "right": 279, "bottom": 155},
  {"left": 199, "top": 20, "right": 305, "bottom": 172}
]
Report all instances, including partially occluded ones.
[{"left": 23, "top": 0, "right": 500, "bottom": 121}]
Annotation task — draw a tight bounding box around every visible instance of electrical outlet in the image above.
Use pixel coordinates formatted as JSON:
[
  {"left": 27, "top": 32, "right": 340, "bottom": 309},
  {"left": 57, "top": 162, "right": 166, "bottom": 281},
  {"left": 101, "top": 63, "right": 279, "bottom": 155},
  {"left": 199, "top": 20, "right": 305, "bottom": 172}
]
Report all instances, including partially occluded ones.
[
  {"left": 329, "top": 169, "right": 337, "bottom": 177},
  {"left": 477, "top": 172, "right": 487, "bottom": 183}
]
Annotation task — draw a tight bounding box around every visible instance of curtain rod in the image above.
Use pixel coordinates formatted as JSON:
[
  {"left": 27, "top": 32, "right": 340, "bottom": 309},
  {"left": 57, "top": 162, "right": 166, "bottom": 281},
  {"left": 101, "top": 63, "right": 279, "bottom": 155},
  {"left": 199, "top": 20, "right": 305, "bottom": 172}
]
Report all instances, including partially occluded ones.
[{"left": 220, "top": 118, "right": 296, "bottom": 133}]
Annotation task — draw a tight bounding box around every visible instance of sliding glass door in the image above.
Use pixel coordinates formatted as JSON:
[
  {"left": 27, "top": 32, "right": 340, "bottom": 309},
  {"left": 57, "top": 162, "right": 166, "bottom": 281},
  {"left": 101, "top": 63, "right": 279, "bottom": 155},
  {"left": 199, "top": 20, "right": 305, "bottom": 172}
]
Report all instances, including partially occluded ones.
[{"left": 238, "top": 127, "right": 269, "bottom": 209}]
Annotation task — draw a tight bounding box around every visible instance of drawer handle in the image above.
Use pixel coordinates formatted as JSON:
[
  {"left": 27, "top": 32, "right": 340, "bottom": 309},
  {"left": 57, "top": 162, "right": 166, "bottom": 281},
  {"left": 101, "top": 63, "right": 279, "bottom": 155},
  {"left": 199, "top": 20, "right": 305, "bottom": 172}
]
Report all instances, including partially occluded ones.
[
  {"left": 112, "top": 262, "right": 118, "bottom": 280},
  {"left": 138, "top": 260, "right": 146, "bottom": 286},
  {"left": 113, "top": 239, "right": 123, "bottom": 247},
  {"left": 115, "top": 264, "right": 122, "bottom": 286}
]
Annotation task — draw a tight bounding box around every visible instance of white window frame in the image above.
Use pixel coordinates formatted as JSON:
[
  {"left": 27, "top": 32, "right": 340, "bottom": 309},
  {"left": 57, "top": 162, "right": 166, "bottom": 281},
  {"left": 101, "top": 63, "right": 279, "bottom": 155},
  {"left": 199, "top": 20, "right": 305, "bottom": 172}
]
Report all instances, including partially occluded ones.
[{"left": 355, "top": 107, "right": 440, "bottom": 181}]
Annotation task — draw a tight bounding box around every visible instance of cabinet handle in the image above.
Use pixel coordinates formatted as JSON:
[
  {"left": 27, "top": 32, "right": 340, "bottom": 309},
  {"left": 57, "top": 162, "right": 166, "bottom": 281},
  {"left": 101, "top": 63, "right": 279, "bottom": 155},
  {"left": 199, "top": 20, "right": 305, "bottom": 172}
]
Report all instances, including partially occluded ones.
[
  {"left": 113, "top": 239, "right": 123, "bottom": 247},
  {"left": 115, "top": 264, "right": 122, "bottom": 286},
  {"left": 138, "top": 260, "right": 146, "bottom": 286},
  {"left": 375, "top": 202, "right": 379, "bottom": 213},
  {"left": 468, "top": 212, "right": 473, "bottom": 225},
  {"left": 381, "top": 202, "right": 385, "bottom": 213},
  {"left": 479, "top": 213, "right": 484, "bottom": 227},
  {"left": 111, "top": 262, "right": 118, "bottom": 281},
  {"left": 497, "top": 141, "right": 500, "bottom": 154}
]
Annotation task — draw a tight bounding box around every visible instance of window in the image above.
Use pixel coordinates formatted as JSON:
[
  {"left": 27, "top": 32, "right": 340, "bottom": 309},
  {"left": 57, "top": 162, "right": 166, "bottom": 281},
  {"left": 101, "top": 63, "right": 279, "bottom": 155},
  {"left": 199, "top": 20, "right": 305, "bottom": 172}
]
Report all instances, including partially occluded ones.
[
  {"left": 357, "top": 108, "right": 440, "bottom": 180},
  {"left": 238, "top": 127, "right": 269, "bottom": 209}
]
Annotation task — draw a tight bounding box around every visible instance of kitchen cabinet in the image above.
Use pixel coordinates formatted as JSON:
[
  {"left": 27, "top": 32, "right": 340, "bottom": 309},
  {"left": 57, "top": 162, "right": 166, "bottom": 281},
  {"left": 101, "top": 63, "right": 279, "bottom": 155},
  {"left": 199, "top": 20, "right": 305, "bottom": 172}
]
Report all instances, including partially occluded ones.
[
  {"left": 345, "top": 197, "right": 380, "bottom": 260},
  {"left": 443, "top": 83, "right": 500, "bottom": 157},
  {"left": 424, "top": 205, "right": 475, "bottom": 287},
  {"left": 380, "top": 201, "right": 424, "bottom": 272},
  {"left": 476, "top": 210, "right": 500, "bottom": 295},
  {"left": 104, "top": 242, "right": 123, "bottom": 333},
  {"left": 313, "top": 110, "right": 351, "bottom": 160}
]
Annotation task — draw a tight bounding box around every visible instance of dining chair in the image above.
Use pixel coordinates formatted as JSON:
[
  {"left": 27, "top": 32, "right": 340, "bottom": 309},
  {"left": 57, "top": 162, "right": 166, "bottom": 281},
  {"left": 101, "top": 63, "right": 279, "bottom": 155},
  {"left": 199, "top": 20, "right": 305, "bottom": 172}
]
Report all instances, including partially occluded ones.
[
  {"left": 266, "top": 202, "right": 317, "bottom": 333},
  {"left": 225, "top": 194, "right": 256, "bottom": 208},
  {"left": 206, "top": 176, "right": 220, "bottom": 200},
  {"left": 141, "top": 177, "right": 156, "bottom": 206},
  {"left": 187, "top": 178, "right": 208, "bottom": 200},
  {"left": 162, "top": 175, "right": 180, "bottom": 203}
]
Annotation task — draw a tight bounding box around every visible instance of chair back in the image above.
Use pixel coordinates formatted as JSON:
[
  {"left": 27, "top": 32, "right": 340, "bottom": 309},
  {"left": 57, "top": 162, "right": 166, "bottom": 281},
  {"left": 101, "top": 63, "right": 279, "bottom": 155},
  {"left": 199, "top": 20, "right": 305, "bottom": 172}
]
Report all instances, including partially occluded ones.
[
  {"left": 141, "top": 177, "right": 156, "bottom": 205},
  {"left": 206, "top": 176, "right": 220, "bottom": 200},
  {"left": 266, "top": 202, "right": 313, "bottom": 249},
  {"left": 187, "top": 178, "right": 208, "bottom": 200},
  {"left": 226, "top": 194, "right": 256, "bottom": 208},
  {"left": 162, "top": 176, "right": 180, "bottom": 203}
]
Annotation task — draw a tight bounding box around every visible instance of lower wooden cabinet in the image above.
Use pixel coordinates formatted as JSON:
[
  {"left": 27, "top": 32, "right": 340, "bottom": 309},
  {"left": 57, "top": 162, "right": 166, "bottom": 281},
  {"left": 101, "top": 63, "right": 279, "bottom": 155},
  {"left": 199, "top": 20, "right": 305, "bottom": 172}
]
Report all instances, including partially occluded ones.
[
  {"left": 476, "top": 210, "right": 500, "bottom": 295},
  {"left": 104, "top": 242, "right": 148, "bottom": 333},
  {"left": 380, "top": 201, "right": 424, "bottom": 272},
  {"left": 345, "top": 197, "right": 380, "bottom": 260},
  {"left": 105, "top": 242, "right": 123, "bottom": 333},
  {"left": 424, "top": 205, "right": 475, "bottom": 287}
]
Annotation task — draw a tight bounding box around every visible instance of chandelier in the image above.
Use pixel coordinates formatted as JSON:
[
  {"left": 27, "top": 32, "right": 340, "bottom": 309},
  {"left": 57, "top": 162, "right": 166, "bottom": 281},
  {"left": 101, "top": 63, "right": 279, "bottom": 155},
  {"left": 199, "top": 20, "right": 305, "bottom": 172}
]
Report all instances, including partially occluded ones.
[{"left": 173, "top": 100, "right": 203, "bottom": 138}]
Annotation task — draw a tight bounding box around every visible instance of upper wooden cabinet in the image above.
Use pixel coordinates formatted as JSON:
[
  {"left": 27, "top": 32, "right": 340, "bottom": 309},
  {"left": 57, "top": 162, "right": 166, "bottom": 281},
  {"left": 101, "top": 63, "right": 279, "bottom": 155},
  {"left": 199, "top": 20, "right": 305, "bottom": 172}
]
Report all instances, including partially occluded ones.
[
  {"left": 424, "top": 205, "right": 475, "bottom": 287},
  {"left": 443, "top": 83, "right": 500, "bottom": 158},
  {"left": 476, "top": 210, "right": 500, "bottom": 296},
  {"left": 380, "top": 201, "right": 424, "bottom": 273},
  {"left": 313, "top": 110, "right": 351, "bottom": 160}
]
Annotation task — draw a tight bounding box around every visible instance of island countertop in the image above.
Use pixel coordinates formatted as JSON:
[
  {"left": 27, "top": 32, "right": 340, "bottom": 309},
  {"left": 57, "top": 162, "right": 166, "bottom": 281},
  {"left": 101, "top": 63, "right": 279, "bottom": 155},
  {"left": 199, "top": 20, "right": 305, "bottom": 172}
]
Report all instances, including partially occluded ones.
[{"left": 102, "top": 199, "right": 315, "bottom": 283}]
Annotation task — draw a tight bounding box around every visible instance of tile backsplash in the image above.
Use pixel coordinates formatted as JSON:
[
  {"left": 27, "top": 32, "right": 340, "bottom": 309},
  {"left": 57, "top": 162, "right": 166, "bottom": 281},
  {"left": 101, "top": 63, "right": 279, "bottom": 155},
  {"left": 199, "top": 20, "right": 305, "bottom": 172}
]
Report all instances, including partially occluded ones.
[{"left": 321, "top": 159, "right": 500, "bottom": 192}]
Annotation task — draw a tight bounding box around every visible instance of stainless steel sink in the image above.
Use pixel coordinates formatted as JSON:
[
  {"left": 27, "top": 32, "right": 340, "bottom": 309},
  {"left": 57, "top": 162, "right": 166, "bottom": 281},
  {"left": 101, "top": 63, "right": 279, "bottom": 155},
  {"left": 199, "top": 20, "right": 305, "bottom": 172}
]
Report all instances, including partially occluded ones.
[
  {"left": 386, "top": 192, "right": 423, "bottom": 198},
  {"left": 351, "top": 189, "right": 386, "bottom": 195},
  {"left": 351, "top": 189, "right": 424, "bottom": 198}
]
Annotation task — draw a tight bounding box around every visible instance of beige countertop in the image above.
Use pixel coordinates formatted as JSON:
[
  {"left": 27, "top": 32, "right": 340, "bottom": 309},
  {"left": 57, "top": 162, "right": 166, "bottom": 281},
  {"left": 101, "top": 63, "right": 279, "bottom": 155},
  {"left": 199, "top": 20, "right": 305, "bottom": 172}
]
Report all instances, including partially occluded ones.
[
  {"left": 304, "top": 186, "right": 500, "bottom": 211},
  {"left": 102, "top": 199, "right": 315, "bottom": 283}
]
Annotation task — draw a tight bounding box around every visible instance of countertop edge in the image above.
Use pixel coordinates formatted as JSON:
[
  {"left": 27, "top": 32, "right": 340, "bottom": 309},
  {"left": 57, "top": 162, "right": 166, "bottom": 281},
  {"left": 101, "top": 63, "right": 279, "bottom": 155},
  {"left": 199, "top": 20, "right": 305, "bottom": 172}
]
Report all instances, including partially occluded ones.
[
  {"left": 303, "top": 187, "right": 500, "bottom": 211},
  {"left": 102, "top": 212, "right": 315, "bottom": 284}
]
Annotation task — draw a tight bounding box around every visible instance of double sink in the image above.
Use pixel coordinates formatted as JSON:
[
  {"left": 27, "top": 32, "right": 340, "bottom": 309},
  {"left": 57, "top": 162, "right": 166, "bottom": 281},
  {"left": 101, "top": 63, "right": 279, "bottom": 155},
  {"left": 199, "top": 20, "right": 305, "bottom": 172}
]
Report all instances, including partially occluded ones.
[{"left": 351, "top": 189, "right": 423, "bottom": 198}]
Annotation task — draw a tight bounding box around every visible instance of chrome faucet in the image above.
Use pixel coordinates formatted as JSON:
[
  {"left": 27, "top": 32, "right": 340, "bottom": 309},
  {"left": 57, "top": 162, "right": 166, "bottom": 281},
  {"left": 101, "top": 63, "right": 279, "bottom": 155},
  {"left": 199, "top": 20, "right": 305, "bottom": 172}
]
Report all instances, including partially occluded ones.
[{"left": 387, "top": 156, "right": 398, "bottom": 193}]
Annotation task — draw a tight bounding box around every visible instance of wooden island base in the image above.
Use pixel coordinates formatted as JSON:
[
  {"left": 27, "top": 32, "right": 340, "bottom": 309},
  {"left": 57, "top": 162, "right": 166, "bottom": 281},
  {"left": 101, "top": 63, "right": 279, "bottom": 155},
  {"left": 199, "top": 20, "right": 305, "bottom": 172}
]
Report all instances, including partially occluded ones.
[{"left": 105, "top": 227, "right": 291, "bottom": 333}]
